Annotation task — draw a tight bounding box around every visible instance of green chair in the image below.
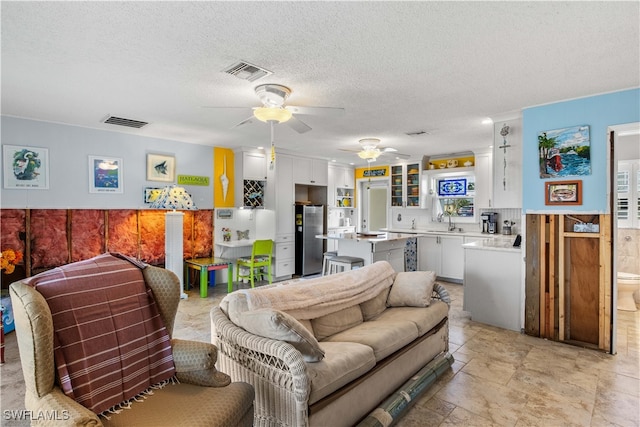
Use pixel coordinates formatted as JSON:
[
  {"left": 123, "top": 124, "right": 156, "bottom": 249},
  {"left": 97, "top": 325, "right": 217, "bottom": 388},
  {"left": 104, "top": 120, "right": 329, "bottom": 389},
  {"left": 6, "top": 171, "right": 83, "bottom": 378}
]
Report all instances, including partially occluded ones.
[{"left": 236, "top": 239, "right": 274, "bottom": 288}]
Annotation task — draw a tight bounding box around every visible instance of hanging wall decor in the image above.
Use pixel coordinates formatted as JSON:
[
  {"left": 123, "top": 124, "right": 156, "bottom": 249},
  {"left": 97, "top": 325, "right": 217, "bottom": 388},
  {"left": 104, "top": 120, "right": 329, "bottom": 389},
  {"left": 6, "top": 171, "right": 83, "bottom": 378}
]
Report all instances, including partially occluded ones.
[
  {"left": 89, "top": 156, "right": 123, "bottom": 193},
  {"left": 3, "top": 145, "right": 50, "bottom": 189},
  {"left": 146, "top": 153, "right": 175, "bottom": 182},
  {"left": 538, "top": 125, "right": 591, "bottom": 178}
]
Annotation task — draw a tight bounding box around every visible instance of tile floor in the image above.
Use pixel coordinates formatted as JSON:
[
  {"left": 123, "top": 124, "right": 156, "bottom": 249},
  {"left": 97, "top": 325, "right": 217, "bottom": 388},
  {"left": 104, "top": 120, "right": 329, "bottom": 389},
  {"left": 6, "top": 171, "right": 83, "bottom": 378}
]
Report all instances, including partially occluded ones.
[{"left": 1, "top": 279, "right": 638, "bottom": 426}]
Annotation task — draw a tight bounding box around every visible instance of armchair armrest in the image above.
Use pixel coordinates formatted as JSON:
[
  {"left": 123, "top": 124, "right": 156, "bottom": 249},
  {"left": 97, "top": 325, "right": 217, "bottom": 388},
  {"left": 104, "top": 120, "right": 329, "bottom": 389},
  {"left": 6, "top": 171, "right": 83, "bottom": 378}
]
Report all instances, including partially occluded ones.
[
  {"left": 24, "top": 387, "right": 101, "bottom": 426},
  {"left": 170, "top": 339, "right": 231, "bottom": 387},
  {"left": 432, "top": 282, "right": 451, "bottom": 306}
]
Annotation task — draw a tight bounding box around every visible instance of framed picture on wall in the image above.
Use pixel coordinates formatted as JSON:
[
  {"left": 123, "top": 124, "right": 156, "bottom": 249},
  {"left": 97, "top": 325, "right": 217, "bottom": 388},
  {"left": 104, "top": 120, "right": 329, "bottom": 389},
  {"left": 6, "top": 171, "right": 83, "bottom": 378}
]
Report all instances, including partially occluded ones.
[
  {"left": 89, "top": 156, "right": 124, "bottom": 193},
  {"left": 144, "top": 187, "right": 163, "bottom": 204},
  {"left": 147, "top": 153, "right": 175, "bottom": 182},
  {"left": 538, "top": 125, "right": 591, "bottom": 178},
  {"left": 545, "top": 180, "right": 582, "bottom": 205},
  {"left": 3, "top": 144, "right": 50, "bottom": 189}
]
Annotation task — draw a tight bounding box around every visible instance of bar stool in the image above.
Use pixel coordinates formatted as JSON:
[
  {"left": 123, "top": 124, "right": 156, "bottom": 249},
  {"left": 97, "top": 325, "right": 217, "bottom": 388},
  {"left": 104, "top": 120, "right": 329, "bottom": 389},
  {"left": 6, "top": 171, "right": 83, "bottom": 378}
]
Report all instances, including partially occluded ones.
[
  {"left": 327, "top": 256, "right": 364, "bottom": 275},
  {"left": 322, "top": 251, "right": 338, "bottom": 276}
]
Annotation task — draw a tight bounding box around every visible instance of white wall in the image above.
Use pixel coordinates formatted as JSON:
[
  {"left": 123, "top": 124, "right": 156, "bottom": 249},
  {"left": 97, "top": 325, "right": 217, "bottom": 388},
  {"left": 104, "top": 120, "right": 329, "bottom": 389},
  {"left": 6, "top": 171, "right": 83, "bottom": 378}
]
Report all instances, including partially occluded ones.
[{"left": 1, "top": 116, "right": 214, "bottom": 209}]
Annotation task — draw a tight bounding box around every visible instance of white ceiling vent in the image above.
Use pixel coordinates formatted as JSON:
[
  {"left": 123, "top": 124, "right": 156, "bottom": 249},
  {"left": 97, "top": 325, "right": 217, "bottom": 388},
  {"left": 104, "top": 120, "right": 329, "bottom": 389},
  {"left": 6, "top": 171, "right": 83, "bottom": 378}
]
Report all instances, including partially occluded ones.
[
  {"left": 222, "top": 61, "right": 273, "bottom": 82},
  {"left": 102, "top": 115, "right": 148, "bottom": 129}
]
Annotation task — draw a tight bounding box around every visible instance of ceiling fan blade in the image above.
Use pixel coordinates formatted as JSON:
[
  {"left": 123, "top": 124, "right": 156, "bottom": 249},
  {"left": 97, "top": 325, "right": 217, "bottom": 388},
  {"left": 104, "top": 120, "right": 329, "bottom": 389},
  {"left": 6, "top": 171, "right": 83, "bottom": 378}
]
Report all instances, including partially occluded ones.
[
  {"left": 339, "top": 147, "right": 361, "bottom": 153},
  {"left": 286, "top": 115, "right": 312, "bottom": 134},
  {"left": 285, "top": 106, "right": 344, "bottom": 117},
  {"left": 233, "top": 116, "right": 254, "bottom": 129}
]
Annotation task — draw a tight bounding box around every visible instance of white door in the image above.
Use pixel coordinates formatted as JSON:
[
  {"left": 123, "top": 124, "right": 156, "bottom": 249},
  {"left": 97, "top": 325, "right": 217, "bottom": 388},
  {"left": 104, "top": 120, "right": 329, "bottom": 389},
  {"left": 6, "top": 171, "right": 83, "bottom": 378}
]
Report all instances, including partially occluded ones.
[{"left": 359, "top": 179, "right": 388, "bottom": 233}]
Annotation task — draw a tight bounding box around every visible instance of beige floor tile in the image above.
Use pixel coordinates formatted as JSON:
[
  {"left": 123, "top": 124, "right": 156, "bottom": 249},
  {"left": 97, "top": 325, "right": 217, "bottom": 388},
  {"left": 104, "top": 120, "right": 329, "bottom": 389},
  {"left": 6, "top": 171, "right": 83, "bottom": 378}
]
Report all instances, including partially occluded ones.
[
  {"left": 440, "top": 406, "right": 502, "bottom": 427},
  {"left": 591, "top": 388, "right": 640, "bottom": 427},
  {"left": 515, "top": 389, "right": 593, "bottom": 427},
  {"left": 461, "top": 353, "right": 519, "bottom": 386},
  {"left": 436, "top": 370, "right": 529, "bottom": 426}
]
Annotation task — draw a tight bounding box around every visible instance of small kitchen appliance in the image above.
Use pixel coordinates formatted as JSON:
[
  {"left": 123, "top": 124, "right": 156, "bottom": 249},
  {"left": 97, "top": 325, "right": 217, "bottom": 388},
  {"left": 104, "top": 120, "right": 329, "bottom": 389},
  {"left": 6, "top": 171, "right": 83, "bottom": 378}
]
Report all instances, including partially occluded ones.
[
  {"left": 481, "top": 212, "right": 498, "bottom": 234},
  {"left": 502, "top": 220, "right": 515, "bottom": 235}
]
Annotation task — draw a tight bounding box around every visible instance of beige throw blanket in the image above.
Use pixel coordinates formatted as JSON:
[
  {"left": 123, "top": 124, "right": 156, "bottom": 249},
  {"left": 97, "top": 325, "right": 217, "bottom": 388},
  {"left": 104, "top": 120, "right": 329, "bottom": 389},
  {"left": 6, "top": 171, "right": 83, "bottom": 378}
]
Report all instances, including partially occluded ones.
[{"left": 241, "top": 261, "right": 396, "bottom": 319}]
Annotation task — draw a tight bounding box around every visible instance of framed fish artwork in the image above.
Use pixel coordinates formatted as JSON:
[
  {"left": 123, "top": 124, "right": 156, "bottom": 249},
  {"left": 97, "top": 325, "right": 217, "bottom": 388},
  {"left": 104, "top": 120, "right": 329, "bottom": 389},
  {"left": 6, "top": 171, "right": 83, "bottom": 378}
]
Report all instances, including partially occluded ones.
[{"left": 147, "top": 153, "right": 175, "bottom": 182}]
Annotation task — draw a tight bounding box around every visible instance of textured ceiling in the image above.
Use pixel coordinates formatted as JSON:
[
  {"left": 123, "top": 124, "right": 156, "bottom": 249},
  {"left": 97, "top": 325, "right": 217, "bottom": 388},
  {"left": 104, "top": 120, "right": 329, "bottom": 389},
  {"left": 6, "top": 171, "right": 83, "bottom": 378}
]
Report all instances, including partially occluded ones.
[{"left": 2, "top": 1, "right": 639, "bottom": 165}]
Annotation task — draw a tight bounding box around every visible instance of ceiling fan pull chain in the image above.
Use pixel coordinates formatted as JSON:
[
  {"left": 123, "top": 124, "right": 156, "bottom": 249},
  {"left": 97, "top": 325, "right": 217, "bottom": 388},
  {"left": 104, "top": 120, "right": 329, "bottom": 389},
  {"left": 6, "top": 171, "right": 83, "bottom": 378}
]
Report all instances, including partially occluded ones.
[{"left": 269, "top": 121, "right": 276, "bottom": 170}]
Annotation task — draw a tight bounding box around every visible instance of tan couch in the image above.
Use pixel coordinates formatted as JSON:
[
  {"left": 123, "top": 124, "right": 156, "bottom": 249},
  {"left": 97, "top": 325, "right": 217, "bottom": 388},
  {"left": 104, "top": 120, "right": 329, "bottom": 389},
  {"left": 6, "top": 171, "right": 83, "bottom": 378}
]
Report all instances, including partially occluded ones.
[{"left": 211, "top": 261, "right": 452, "bottom": 427}]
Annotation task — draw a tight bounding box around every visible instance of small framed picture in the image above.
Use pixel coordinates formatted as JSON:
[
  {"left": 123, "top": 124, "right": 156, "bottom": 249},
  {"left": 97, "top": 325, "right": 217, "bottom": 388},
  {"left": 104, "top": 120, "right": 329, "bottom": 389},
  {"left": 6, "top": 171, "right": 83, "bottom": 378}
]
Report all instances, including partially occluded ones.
[
  {"left": 147, "top": 153, "right": 175, "bottom": 182},
  {"left": 3, "top": 144, "right": 50, "bottom": 189},
  {"left": 144, "top": 187, "right": 163, "bottom": 204},
  {"left": 89, "top": 156, "right": 124, "bottom": 193},
  {"left": 545, "top": 180, "right": 582, "bottom": 205}
]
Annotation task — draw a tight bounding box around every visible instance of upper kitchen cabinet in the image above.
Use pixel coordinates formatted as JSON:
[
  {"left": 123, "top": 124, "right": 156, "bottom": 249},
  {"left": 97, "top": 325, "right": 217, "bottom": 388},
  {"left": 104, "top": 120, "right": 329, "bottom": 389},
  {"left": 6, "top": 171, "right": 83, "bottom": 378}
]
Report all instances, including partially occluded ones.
[
  {"left": 234, "top": 149, "right": 267, "bottom": 207},
  {"left": 391, "top": 162, "right": 421, "bottom": 208},
  {"left": 294, "top": 157, "right": 328, "bottom": 185},
  {"left": 492, "top": 118, "right": 522, "bottom": 208},
  {"left": 473, "top": 149, "right": 493, "bottom": 209},
  {"left": 329, "top": 164, "right": 355, "bottom": 208},
  {"left": 237, "top": 150, "right": 267, "bottom": 181}
]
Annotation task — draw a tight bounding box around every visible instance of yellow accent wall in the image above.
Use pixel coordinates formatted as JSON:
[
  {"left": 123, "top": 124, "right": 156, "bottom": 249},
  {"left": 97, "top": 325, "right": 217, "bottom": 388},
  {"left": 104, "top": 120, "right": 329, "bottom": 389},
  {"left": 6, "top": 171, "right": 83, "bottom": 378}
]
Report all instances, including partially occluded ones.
[{"left": 213, "top": 147, "right": 235, "bottom": 207}]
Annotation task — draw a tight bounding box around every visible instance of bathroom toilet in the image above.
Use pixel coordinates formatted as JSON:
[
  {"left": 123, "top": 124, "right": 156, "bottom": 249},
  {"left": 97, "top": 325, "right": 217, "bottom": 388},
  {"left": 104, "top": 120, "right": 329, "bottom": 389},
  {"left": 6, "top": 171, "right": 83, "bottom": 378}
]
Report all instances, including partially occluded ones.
[{"left": 617, "top": 272, "right": 640, "bottom": 311}]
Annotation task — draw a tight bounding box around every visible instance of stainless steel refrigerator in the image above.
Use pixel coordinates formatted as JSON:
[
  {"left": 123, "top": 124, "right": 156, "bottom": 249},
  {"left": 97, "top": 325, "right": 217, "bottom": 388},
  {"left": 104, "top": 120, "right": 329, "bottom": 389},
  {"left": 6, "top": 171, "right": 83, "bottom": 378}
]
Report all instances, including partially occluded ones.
[{"left": 295, "top": 205, "right": 324, "bottom": 276}]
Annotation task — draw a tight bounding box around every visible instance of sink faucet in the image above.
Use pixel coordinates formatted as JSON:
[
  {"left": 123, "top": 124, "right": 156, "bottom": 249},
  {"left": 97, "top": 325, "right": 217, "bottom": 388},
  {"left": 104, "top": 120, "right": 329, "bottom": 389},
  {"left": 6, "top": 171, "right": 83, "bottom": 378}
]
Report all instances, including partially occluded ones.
[
  {"left": 411, "top": 219, "right": 416, "bottom": 230},
  {"left": 447, "top": 215, "right": 456, "bottom": 231},
  {"left": 437, "top": 213, "right": 443, "bottom": 223}
]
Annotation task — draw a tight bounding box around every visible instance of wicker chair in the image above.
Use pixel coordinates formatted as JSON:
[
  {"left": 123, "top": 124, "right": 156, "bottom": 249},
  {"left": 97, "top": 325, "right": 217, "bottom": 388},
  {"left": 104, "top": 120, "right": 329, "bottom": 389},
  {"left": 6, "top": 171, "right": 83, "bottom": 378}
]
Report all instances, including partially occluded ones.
[{"left": 10, "top": 263, "right": 254, "bottom": 427}]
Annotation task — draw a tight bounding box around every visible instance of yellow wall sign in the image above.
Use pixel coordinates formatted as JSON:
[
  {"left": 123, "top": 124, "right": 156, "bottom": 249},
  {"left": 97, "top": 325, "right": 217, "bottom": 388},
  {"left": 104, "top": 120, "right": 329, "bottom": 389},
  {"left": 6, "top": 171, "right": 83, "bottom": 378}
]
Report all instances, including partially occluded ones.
[
  {"left": 355, "top": 165, "right": 389, "bottom": 179},
  {"left": 177, "top": 175, "right": 210, "bottom": 186}
]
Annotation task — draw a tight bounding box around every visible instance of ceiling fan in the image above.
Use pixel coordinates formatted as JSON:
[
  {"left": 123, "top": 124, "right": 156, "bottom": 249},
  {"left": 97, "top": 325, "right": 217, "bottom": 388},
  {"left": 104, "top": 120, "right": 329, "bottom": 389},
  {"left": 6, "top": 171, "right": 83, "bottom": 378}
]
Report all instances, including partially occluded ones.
[
  {"left": 205, "top": 83, "right": 344, "bottom": 134},
  {"left": 340, "top": 138, "right": 410, "bottom": 161}
]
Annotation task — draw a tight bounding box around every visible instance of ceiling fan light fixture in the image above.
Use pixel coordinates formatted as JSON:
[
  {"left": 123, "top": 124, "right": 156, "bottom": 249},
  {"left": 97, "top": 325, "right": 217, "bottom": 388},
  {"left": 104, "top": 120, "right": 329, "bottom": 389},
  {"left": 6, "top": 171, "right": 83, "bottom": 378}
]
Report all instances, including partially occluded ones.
[
  {"left": 253, "top": 107, "right": 293, "bottom": 123},
  {"left": 358, "top": 148, "right": 382, "bottom": 160}
]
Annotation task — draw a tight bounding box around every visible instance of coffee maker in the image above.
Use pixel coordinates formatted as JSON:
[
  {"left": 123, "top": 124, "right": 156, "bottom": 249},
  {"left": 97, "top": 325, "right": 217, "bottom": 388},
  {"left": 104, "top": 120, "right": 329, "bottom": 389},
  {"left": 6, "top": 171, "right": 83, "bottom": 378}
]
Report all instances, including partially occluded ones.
[{"left": 481, "top": 212, "right": 498, "bottom": 234}]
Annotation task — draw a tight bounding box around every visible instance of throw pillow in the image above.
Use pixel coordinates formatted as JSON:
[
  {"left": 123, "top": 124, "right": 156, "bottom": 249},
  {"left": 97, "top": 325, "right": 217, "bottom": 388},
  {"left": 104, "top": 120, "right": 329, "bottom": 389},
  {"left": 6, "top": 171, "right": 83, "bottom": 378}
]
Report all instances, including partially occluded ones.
[
  {"left": 360, "top": 287, "right": 391, "bottom": 320},
  {"left": 238, "top": 308, "right": 325, "bottom": 362},
  {"left": 387, "top": 271, "right": 436, "bottom": 307}
]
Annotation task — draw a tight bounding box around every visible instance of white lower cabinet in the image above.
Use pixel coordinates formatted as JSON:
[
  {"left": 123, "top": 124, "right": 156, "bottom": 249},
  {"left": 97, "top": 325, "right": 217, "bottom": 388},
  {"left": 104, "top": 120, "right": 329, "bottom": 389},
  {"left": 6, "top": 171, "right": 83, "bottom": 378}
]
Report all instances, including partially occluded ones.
[
  {"left": 274, "top": 234, "right": 295, "bottom": 278},
  {"left": 418, "top": 235, "right": 464, "bottom": 281}
]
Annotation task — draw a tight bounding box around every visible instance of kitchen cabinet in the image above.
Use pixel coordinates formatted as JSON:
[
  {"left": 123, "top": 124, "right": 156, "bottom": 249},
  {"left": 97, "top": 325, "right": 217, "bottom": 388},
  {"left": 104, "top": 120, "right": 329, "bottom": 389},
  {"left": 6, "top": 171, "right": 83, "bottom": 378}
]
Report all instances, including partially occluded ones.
[
  {"left": 329, "top": 164, "right": 355, "bottom": 207},
  {"left": 390, "top": 162, "right": 421, "bottom": 208},
  {"left": 238, "top": 151, "right": 267, "bottom": 181},
  {"left": 275, "top": 233, "right": 295, "bottom": 277},
  {"left": 294, "top": 157, "right": 328, "bottom": 185},
  {"left": 326, "top": 226, "right": 356, "bottom": 252},
  {"left": 267, "top": 154, "right": 295, "bottom": 279},
  {"left": 418, "top": 234, "right": 464, "bottom": 281},
  {"left": 235, "top": 150, "right": 267, "bottom": 207},
  {"left": 473, "top": 149, "right": 493, "bottom": 208}
]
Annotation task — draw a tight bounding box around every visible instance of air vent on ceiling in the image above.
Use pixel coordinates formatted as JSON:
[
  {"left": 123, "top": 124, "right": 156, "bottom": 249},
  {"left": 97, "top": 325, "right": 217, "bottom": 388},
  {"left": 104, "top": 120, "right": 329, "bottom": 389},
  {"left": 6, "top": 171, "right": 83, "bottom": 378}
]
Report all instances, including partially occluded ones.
[
  {"left": 103, "top": 115, "right": 148, "bottom": 129},
  {"left": 222, "top": 61, "right": 273, "bottom": 82},
  {"left": 405, "top": 130, "right": 429, "bottom": 137}
]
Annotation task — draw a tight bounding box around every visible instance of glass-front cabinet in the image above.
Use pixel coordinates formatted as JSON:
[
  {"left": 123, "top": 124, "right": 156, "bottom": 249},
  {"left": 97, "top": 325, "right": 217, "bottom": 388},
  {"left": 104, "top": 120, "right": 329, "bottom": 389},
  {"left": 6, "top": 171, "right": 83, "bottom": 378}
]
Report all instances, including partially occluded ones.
[{"left": 391, "top": 162, "right": 421, "bottom": 208}]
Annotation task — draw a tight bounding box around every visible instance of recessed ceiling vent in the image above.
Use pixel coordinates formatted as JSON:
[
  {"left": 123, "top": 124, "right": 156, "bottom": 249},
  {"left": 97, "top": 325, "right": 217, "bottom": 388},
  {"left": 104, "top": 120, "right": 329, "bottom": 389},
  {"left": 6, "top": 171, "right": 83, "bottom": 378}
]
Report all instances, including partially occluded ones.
[
  {"left": 223, "top": 61, "right": 273, "bottom": 82},
  {"left": 103, "top": 115, "right": 148, "bottom": 129}
]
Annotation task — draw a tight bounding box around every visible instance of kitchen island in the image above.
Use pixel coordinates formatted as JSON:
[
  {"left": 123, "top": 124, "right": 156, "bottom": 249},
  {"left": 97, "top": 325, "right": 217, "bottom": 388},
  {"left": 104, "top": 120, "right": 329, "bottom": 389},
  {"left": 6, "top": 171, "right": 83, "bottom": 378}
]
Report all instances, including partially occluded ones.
[
  {"left": 317, "top": 232, "right": 419, "bottom": 272},
  {"left": 462, "top": 237, "right": 523, "bottom": 331}
]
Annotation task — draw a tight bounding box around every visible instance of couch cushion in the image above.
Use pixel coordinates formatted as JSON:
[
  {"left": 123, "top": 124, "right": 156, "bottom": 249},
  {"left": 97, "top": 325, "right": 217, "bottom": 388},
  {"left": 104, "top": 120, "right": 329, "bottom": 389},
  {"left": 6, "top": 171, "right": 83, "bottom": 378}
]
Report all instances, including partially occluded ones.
[
  {"left": 307, "top": 342, "right": 376, "bottom": 405},
  {"left": 387, "top": 271, "right": 436, "bottom": 307},
  {"left": 312, "top": 305, "right": 363, "bottom": 341},
  {"left": 324, "top": 320, "right": 418, "bottom": 361},
  {"left": 236, "top": 308, "right": 325, "bottom": 362},
  {"left": 360, "top": 287, "right": 390, "bottom": 321},
  {"left": 371, "top": 302, "right": 448, "bottom": 336}
]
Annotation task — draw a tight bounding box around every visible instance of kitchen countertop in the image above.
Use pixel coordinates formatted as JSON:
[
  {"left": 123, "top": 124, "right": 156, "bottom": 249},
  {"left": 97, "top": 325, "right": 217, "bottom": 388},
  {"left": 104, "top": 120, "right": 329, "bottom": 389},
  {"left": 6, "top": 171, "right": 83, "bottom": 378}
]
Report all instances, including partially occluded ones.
[
  {"left": 316, "top": 232, "right": 419, "bottom": 242},
  {"left": 462, "top": 237, "right": 522, "bottom": 253},
  {"left": 381, "top": 228, "right": 489, "bottom": 238}
]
